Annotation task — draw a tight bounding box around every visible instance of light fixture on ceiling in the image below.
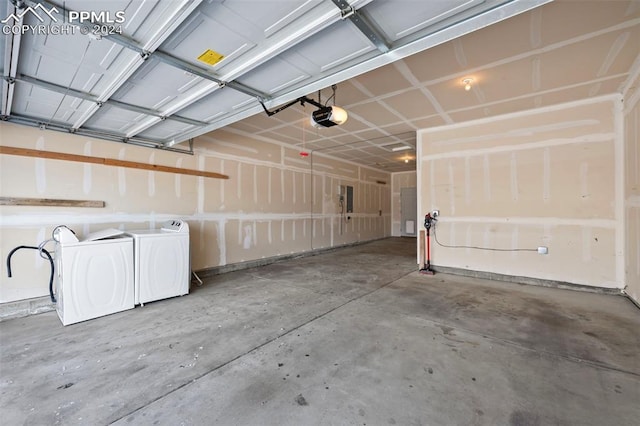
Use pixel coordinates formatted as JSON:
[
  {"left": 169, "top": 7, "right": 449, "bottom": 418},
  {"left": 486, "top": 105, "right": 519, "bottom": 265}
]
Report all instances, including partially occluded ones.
[
  {"left": 404, "top": 158, "right": 409, "bottom": 163},
  {"left": 462, "top": 78, "right": 473, "bottom": 91},
  {"left": 391, "top": 145, "right": 412, "bottom": 152}
]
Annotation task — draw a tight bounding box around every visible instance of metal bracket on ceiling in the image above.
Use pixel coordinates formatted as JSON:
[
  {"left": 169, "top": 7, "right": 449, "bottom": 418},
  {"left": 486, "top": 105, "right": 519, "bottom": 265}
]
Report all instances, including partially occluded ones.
[
  {"left": 330, "top": 0, "right": 390, "bottom": 53},
  {"left": 340, "top": 5, "right": 356, "bottom": 19},
  {"left": 259, "top": 96, "right": 325, "bottom": 118}
]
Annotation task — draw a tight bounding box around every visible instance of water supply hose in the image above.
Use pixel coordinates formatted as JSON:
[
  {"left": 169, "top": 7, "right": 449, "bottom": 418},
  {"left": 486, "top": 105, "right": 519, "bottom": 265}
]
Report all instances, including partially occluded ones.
[{"left": 7, "top": 245, "right": 56, "bottom": 303}]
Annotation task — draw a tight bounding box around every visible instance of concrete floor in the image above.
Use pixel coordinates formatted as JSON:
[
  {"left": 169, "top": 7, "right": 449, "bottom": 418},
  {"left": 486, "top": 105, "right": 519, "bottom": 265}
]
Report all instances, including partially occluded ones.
[{"left": 1, "top": 237, "right": 639, "bottom": 425}]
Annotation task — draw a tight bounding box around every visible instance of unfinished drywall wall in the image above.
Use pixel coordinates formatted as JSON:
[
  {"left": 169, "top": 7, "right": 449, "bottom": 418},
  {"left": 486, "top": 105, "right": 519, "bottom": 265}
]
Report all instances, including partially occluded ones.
[
  {"left": 0, "top": 122, "right": 390, "bottom": 304},
  {"left": 391, "top": 171, "right": 417, "bottom": 236},
  {"left": 624, "top": 74, "right": 640, "bottom": 304},
  {"left": 418, "top": 95, "right": 624, "bottom": 288}
]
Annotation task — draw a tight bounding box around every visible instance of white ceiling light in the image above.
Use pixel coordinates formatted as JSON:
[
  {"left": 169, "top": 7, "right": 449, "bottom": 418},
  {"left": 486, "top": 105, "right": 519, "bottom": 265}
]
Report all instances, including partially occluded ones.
[
  {"left": 391, "top": 145, "right": 412, "bottom": 152},
  {"left": 462, "top": 78, "right": 474, "bottom": 91}
]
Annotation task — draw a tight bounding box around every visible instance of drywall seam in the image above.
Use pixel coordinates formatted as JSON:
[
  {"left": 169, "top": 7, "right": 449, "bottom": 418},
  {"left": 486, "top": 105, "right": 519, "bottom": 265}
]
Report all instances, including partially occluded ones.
[
  {"left": 529, "top": 8, "right": 542, "bottom": 48},
  {"left": 220, "top": 159, "right": 225, "bottom": 206},
  {"left": 510, "top": 152, "right": 519, "bottom": 201},
  {"left": 148, "top": 152, "right": 155, "bottom": 197},
  {"left": 599, "top": 32, "right": 630, "bottom": 77},
  {"left": 211, "top": 140, "right": 259, "bottom": 154},
  {"left": 268, "top": 168, "right": 272, "bottom": 204},
  {"left": 464, "top": 156, "right": 471, "bottom": 204},
  {"left": 197, "top": 156, "right": 205, "bottom": 214},
  {"left": 303, "top": 173, "right": 307, "bottom": 204},
  {"left": 626, "top": 108, "right": 640, "bottom": 183},
  {"left": 175, "top": 157, "right": 182, "bottom": 198},
  {"left": 419, "top": 94, "right": 620, "bottom": 134},
  {"left": 483, "top": 154, "right": 491, "bottom": 201},
  {"left": 253, "top": 220, "right": 258, "bottom": 247},
  {"left": 392, "top": 171, "right": 417, "bottom": 178},
  {"left": 199, "top": 127, "right": 396, "bottom": 175},
  {"left": 218, "top": 219, "right": 226, "bottom": 265},
  {"left": 450, "top": 74, "right": 627, "bottom": 120},
  {"left": 429, "top": 159, "right": 436, "bottom": 212},
  {"left": 423, "top": 20, "right": 638, "bottom": 89},
  {"left": 0, "top": 209, "right": 387, "bottom": 227},
  {"left": 253, "top": 165, "right": 258, "bottom": 204},
  {"left": 614, "top": 96, "right": 626, "bottom": 288},
  {"left": 118, "top": 148, "right": 126, "bottom": 196},
  {"left": 532, "top": 57, "right": 541, "bottom": 91},
  {"left": 293, "top": 173, "right": 297, "bottom": 205},
  {"left": 35, "top": 137, "right": 46, "bottom": 194},
  {"left": 624, "top": 79, "right": 640, "bottom": 113},
  {"left": 435, "top": 216, "right": 616, "bottom": 228},
  {"left": 199, "top": 220, "right": 205, "bottom": 253},
  {"left": 637, "top": 209, "right": 640, "bottom": 277},
  {"left": 416, "top": 131, "right": 423, "bottom": 264},
  {"left": 237, "top": 162, "right": 242, "bottom": 199},
  {"left": 448, "top": 160, "right": 455, "bottom": 214},
  {"left": 83, "top": 142, "right": 92, "bottom": 195},
  {"left": 543, "top": 147, "right": 551, "bottom": 202},
  {"left": 280, "top": 169, "right": 285, "bottom": 203},
  {"left": 421, "top": 133, "right": 613, "bottom": 161}
]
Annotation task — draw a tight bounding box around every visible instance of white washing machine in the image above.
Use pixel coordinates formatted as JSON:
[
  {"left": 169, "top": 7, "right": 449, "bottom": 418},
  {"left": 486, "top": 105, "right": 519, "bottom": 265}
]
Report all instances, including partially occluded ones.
[
  {"left": 54, "top": 227, "right": 135, "bottom": 326},
  {"left": 126, "top": 220, "right": 190, "bottom": 306}
]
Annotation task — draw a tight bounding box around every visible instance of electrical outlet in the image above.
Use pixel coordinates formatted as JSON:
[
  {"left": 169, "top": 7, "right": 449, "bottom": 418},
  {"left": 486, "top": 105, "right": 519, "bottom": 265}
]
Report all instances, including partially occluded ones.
[
  {"left": 432, "top": 210, "right": 439, "bottom": 218},
  {"left": 537, "top": 246, "right": 548, "bottom": 255}
]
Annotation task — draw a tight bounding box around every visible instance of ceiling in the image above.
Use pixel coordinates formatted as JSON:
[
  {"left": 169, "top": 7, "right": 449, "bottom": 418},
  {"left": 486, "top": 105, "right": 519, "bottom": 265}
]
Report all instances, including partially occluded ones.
[{"left": 1, "top": 1, "right": 639, "bottom": 173}]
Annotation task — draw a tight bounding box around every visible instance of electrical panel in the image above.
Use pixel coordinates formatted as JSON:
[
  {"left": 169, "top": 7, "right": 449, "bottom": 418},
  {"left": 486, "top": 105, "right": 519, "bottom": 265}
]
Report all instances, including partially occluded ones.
[
  {"left": 339, "top": 184, "right": 354, "bottom": 213},
  {"left": 346, "top": 185, "right": 353, "bottom": 213}
]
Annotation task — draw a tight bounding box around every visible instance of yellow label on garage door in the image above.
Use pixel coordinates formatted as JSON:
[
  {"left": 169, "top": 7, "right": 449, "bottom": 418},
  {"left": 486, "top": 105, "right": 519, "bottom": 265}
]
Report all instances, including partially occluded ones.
[{"left": 197, "top": 49, "right": 224, "bottom": 66}]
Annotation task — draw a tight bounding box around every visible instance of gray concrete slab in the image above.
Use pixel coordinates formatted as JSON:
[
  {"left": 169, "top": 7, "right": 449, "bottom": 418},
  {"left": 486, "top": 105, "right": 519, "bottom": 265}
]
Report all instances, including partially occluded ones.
[{"left": 0, "top": 237, "right": 638, "bottom": 425}]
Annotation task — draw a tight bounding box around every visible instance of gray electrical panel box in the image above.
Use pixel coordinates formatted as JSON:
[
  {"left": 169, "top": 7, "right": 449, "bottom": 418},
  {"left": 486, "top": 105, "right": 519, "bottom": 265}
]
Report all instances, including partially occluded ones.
[
  {"left": 340, "top": 184, "right": 354, "bottom": 213},
  {"left": 346, "top": 185, "right": 353, "bottom": 213}
]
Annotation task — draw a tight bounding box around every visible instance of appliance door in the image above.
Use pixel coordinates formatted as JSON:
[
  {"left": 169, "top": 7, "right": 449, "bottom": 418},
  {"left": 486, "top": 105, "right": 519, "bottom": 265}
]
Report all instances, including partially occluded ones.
[
  {"left": 57, "top": 240, "right": 134, "bottom": 325},
  {"left": 136, "top": 234, "right": 189, "bottom": 304}
]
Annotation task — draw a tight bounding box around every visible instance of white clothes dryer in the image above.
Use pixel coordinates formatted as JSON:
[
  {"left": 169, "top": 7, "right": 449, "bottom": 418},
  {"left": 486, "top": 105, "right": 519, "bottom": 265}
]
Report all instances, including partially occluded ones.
[
  {"left": 54, "top": 229, "right": 134, "bottom": 326},
  {"left": 126, "top": 220, "right": 190, "bottom": 306}
]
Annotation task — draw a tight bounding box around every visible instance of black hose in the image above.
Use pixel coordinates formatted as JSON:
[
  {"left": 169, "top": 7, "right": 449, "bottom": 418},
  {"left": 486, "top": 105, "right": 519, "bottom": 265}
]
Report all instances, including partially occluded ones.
[{"left": 6, "top": 245, "right": 56, "bottom": 303}]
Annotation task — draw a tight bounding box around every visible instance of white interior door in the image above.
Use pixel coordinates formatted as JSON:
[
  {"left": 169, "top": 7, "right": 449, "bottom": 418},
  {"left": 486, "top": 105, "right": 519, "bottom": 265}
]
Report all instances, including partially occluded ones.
[{"left": 400, "top": 187, "right": 417, "bottom": 237}]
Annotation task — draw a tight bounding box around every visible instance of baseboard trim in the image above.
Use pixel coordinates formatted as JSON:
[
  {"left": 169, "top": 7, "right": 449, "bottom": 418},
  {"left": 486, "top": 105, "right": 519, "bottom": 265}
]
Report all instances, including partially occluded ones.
[
  {"left": 622, "top": 291, "right": 640, "bottom": 310},
  {"left": 431, "top": 265, "right": 624, "bottom": 296},
  {"left": 1, "top": 238, "right": 391, "bottom": 321},
  {"left": 195, "top": 238, "right": 387, "bottom": 279},
  {"left": 0, "top": 296, "right": 55, "bottom": 322}
]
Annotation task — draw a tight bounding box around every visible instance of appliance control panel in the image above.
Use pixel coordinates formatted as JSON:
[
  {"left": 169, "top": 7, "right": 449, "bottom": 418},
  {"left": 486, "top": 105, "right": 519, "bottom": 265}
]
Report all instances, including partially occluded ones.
[{"left": 161, "top": 219, "right": 187, "bottom": 232}]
